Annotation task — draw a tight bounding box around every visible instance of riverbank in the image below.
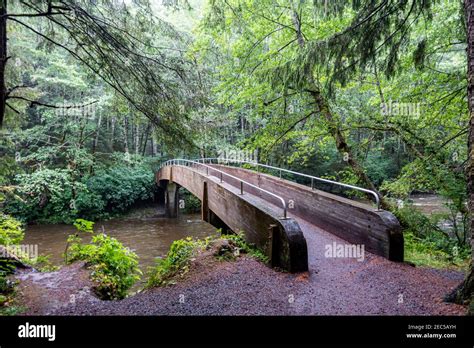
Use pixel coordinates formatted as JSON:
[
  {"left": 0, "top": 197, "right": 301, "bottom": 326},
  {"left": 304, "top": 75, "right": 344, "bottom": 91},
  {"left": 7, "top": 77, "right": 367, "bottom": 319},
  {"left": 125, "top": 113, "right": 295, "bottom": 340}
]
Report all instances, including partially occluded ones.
[
  {"left": 12, "top": 242, "right": 467, "bottom": 316},
  {"left": 22, "top": 209, "right": 216, "bottom": 289}
]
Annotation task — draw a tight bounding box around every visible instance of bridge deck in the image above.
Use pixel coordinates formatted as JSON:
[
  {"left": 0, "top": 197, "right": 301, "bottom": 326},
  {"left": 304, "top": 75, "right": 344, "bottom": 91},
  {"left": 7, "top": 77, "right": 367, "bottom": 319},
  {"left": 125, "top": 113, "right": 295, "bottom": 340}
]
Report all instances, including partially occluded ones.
[
  {"left": 157, "top": 161, "right": 403, "bottom": 273},
  {"left": 209, "top": 164, "right": 403, "bottom": 261}
]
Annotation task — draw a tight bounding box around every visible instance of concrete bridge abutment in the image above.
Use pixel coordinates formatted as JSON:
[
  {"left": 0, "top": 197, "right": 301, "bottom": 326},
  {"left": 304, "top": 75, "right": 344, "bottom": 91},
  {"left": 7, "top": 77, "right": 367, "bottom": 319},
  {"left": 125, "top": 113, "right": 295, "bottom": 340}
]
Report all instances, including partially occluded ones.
[{"left": 164, "top": 181, "right": 180, "bottom": 218}]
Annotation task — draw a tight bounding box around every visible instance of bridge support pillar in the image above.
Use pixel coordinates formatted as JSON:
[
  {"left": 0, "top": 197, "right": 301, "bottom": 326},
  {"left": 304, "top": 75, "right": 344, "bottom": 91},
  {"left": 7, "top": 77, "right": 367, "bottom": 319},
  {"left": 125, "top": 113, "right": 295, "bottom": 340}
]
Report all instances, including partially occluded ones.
[
  {"left": 165, "top": 182, "right": 179, "bottom": 218},
  {"left": 201, "top": 181, "right": 209, "bottom": 222},
  {"left": 201, "top": 181, "right": 232, "bottom": 233}
]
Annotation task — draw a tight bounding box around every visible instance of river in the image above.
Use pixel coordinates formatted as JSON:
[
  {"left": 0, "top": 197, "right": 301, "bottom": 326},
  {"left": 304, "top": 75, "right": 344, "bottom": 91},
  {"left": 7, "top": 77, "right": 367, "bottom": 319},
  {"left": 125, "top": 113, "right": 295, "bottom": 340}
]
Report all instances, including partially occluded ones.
[{"left": 23, "top": 207, "right": 217, "bottom": 288}]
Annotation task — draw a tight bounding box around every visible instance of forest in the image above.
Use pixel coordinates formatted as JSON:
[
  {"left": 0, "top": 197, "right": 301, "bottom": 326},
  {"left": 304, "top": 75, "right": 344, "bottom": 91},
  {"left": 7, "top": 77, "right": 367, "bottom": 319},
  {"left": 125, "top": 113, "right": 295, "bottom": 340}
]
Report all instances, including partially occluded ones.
[{"left": 0, "top": 0, "right": 473, "bottom": 317}]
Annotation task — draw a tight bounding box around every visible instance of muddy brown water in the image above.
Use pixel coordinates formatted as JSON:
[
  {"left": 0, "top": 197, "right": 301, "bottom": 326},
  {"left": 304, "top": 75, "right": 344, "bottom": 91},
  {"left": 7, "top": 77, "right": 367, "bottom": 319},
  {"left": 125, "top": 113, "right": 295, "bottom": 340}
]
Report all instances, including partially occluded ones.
[{"left": 23, "top": 209, "right": 218, "bottom": 288}]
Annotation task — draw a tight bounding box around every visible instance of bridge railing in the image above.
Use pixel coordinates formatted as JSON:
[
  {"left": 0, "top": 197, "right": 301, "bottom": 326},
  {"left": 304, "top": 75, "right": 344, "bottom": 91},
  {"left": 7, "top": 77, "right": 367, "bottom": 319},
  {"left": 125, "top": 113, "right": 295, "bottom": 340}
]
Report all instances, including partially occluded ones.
[
  {"left": 193, "top": 157, "right": 381, "bottom": 210},
  {"left": 159, "top": 159, "right": 288, "bottom": 219}
]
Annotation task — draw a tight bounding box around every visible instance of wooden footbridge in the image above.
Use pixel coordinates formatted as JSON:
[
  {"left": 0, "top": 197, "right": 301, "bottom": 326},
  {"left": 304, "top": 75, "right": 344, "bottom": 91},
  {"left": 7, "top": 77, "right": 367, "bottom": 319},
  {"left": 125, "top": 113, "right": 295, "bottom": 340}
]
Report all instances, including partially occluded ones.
[{"left": 156, "top": 159, "right": 403, "bottom": 273}]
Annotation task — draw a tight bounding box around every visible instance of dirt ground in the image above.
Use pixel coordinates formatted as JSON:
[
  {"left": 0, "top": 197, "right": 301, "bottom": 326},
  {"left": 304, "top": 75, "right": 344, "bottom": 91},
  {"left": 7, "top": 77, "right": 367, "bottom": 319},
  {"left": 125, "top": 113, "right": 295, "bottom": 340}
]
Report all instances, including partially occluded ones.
[{"left": 13, "top": 234, "right": 467, "bottom": 315}]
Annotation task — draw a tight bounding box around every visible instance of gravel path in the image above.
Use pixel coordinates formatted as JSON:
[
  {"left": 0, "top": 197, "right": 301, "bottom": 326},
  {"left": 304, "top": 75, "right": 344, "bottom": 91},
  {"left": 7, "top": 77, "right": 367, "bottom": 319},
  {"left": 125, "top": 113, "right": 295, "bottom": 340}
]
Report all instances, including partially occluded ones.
[{"left": 15, "top": 218, "right": 467, "bottom": 315}]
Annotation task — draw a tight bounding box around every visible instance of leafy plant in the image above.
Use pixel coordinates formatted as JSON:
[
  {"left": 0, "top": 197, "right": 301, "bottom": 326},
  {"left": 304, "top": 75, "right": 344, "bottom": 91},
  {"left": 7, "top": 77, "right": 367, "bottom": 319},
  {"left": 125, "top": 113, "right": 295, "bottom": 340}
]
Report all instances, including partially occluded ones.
[
  {"left": 0, "top": 214, "right": 25, "bottom": 282},
  {"left": 147, "top": 232, "right": 269, "bottom": 288},
  {"left": 26, "top": 255, "right": 60, "bottom": 273},
  {"left": 0, "top": 213, "right": 24, "bottom": 246},
  {"left": 147, "top": 237, "right": 204, "bottom": 287},
  {"left": 394, "top": 205, "right": 436, "bottom": 239},
  {"left": 404, "top": 232, "right": 469, "bottom": 269},
  {"left": 73, "top": 219, "right": 95, "bottom": 233},
  {"left": 395, "top": 205, "right": 471, "bottom": 267},
  {"left": 66, "top": 231, "right": 141, "bottom": 300},
  {"left": 221, "top": 232, "right": 269, "bottom": 263}
]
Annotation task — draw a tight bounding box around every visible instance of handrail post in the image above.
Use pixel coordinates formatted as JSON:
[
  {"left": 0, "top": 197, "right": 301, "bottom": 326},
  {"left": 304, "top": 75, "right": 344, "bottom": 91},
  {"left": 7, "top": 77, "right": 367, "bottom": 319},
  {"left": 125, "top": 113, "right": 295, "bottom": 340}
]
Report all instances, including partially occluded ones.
[
  {"left": 240, "top": 181, "right": 243, "bottom": 195},
  {"left": 311, "top": 178, "right": 314, "bottom": 190},
  {"left": 220, "top": 172, "right": 223, "bottom": 183}
]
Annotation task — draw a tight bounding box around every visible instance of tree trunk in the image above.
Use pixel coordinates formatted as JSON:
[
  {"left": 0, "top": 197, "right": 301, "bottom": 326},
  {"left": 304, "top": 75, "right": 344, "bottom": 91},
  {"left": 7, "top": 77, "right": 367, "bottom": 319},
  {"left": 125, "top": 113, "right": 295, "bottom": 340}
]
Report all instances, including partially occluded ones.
[
  {"left": 92, "top": 111, "right": 102, "bottom": 154},
  {"left": 290, "top": 6, "right": 385, "bottom": 208},
  {"left": 135, "top": 122, "right": 139, "bottom": 154},
  {"left": 456, "top": 0, "right": 474, "bottom": 314},
  {"left": 153, "top": 133, "right": 158, "bottom": 157},
  {"left": 141, "top": 122, "right": 151, "bottom": 156},
  {"left": 110, "top": 116, "right": 116, "bottom": 151},
  {"left": 310, "top": 89, "right": 386, "bottom": 206},
  {"left": 123, "top": 116, "right": 129, "bottom": 154},
  {"left": 0, "top": 0, "right": 7, "bottom": 128}
]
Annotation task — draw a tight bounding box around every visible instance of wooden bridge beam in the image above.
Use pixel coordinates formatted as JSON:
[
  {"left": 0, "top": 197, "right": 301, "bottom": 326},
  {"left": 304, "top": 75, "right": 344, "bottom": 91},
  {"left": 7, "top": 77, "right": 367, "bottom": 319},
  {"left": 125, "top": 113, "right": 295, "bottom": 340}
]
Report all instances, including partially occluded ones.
[{"left": 156, "top": 166, "right": 308, "bottom": 273}]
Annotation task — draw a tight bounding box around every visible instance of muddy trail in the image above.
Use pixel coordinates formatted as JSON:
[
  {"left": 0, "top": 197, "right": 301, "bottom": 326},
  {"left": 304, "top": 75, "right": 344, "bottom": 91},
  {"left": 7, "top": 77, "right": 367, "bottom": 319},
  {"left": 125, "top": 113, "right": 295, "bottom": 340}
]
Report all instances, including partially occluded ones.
[{"left": 14, "top": 218, "right": 467, "bottom": 315}]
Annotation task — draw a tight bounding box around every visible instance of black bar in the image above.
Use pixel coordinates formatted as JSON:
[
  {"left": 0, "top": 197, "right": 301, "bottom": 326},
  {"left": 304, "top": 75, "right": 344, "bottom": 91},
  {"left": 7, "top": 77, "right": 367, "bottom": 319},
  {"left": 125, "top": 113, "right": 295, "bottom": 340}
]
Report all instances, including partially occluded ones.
[{"left": 0, "top": 316, "right": 472, "bottom": 346}]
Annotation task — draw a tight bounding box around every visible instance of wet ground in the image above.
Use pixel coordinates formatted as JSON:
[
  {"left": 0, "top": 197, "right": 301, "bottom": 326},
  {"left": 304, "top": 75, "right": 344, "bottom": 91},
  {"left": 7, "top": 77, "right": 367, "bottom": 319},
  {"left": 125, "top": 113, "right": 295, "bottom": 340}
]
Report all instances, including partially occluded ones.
[
  {"left": 12, "top": 184, "right": 468, "bottom": 316},
  {"left": 15, "top": 214, "right": 467, "bottom": 316}
]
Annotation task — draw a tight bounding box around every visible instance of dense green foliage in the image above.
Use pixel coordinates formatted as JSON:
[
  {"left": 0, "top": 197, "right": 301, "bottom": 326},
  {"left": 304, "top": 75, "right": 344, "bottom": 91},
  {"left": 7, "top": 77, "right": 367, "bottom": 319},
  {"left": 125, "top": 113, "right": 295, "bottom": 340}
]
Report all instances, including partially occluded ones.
[
  {"left": 395, "top": 204, "right": 470, "bottom": 264},
  {"left": 66, "top": 220, "right": 141, "bottom": 300},
  {"left": 180, "top": 189, "right": 202, "bottom": 214},
  {"left": 193, "top": 0, "right": 470, "bottom": 264},
  {"left": 0, "top": 214, "right": 24, "bottom": 280},
  {"left": 0, "top": 213, "right": 24, "bottom": 246},
  {"left": 4, "top": 158, "right": 156, "bottom": 224},
  {"left": 0, "top": 214, "right": 24, "bottom": 314},
  {"left": 404, "top": 231, "right": 470, "bottom": 269}
]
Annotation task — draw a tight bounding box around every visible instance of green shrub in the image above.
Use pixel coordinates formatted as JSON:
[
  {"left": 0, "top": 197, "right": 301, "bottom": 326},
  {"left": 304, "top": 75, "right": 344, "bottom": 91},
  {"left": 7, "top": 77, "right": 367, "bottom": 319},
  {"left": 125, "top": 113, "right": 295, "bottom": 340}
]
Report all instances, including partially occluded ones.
[
  {"left": 73, "top": 218, "right": 95, "bottom": 233},
  {"left": 5, "top": 161, "right": 156, "bottom": 224},
  {"left": 66, "top": 231, "right": 141, "bottom": 300},
  {"left": 5, "top": 169, "right": 79, "bottom": 224},
  {"left": 147, "top": 233, "right": 269, "bottom": 288},
  {"left": 221, "top": 232, "right": 269, "bottom": 263},
  {"left": 404, "top": 232, "right": 469, "bottom": 269},
  {"left": 180, "top": 189, "right": 201, "bottom": 214},
  {"left": 394, "top": 205, "right": 435, "bottom": 238},
  {"left": 84, "top": 165, "right": 155, "bottom": 217},
  {"left": 395, "top": 204, "right": 471, "bottom": 261},
  {"left": 0, "top": 212, "right": 20, "bottom": 312},
  {"left": 147, "top": 237, "right": 204, "bottom": 287},
  {"left": 0, "top": 213, "right": 24, "bottom": 246},
  {"left": 0, "top": 214, "right": 25, "bottom": 278}
]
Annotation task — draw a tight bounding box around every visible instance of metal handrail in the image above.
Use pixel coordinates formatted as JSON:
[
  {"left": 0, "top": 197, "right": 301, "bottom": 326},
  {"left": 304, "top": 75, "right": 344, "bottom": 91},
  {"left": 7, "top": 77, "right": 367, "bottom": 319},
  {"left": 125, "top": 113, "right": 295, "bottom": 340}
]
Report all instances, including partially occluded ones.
[
  {"left": 193, "top": 157, "right": 381, "bottom": 210},
  {"left": 159, "top": 158, "right": 288, "bottom": 219}
]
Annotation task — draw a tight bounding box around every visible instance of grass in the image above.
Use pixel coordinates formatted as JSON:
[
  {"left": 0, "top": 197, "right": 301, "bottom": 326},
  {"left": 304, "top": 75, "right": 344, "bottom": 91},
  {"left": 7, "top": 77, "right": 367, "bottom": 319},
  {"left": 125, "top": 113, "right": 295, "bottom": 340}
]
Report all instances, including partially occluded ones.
[{"left": 404, "top": 232, "right": 470, "bottom": 270}]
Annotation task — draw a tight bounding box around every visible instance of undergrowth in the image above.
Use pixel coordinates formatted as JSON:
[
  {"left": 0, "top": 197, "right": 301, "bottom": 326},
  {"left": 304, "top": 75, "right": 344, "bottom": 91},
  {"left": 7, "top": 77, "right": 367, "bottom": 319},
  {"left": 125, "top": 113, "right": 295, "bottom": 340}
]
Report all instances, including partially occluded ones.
[{"left": 147, "top": 232, "right": 268, "bottom": 288}]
